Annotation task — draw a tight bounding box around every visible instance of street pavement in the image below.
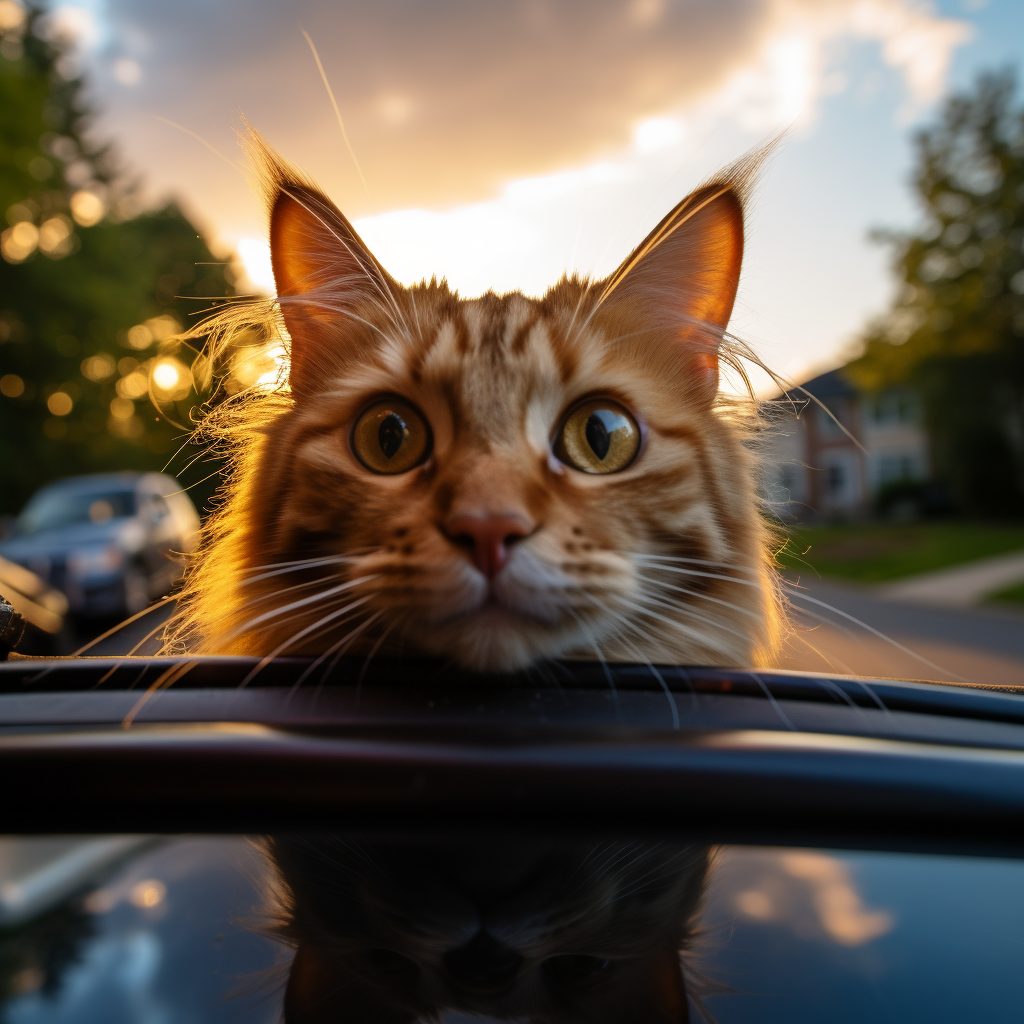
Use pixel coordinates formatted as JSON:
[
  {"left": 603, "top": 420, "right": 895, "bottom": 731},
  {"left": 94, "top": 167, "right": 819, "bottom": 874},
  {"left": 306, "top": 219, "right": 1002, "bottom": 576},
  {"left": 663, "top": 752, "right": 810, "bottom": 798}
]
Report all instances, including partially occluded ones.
[{"left": 776, "top": 575, "right": 1024, "bottom": 686}]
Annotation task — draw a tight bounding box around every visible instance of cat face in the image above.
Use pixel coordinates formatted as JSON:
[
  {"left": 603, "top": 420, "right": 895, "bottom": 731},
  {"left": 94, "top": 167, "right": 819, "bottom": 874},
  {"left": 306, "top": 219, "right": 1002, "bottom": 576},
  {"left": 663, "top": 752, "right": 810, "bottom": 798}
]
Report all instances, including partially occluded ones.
[
  {"left": 265, "top": 836, "right": 709, "bottom": 1024},
  {"left": 172, "top": 139, "right": 780, "bottom": 670}
]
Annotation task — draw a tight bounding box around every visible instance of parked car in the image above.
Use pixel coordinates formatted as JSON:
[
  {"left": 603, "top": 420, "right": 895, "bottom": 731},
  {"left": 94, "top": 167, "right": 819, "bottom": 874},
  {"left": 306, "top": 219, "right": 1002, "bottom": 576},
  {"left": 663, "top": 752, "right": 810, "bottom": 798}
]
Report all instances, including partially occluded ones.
[{"left": 0, "top": 472, "right": 200, "bottom": 620}]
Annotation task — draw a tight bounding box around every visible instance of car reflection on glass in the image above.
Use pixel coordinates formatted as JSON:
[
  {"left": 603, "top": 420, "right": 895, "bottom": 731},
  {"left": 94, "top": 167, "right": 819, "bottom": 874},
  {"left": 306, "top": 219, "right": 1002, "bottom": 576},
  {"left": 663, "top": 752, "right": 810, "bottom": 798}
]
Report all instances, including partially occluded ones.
[{"left": 0, "top": 473, "right": 200, "bottom": 620}]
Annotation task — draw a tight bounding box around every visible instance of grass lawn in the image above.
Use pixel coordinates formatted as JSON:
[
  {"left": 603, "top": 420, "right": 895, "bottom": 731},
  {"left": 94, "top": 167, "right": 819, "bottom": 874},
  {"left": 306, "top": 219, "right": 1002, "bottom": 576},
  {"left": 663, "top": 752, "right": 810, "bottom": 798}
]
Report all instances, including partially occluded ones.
[
  {"left": 777, "top": 522, "right": 1024, "bottom": 584},
  {"left": 988, "top": 580, "right": 1024, "bottom": 606}
]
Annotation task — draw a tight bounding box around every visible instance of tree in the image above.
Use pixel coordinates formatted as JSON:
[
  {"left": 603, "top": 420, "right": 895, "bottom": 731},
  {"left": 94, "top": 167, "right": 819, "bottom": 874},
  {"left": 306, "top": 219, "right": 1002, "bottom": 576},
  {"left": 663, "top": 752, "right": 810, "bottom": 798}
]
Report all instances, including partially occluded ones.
[
  {"left": 850, "top": 70, "right": 1024, "bottom": 516},
  {"left": 0, "top": 3, "right": 234, "bottom": 516}
]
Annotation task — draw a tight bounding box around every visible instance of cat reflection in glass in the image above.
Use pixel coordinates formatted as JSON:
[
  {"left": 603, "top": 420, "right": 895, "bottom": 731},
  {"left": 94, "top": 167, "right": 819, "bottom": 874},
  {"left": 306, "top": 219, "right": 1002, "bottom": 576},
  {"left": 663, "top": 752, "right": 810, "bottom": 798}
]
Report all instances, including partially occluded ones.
[
  {"left": 163, "top": 135, "right": 781, "bottom": 672},
  {"left": 261, "top": 835, "right": 711, "bottom": 1024}
]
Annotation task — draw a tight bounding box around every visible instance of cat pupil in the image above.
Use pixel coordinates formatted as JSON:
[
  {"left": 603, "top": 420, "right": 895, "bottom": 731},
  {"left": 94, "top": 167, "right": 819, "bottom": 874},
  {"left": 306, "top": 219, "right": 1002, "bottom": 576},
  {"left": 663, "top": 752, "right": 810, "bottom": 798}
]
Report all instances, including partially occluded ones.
[
  {"left": 585, "top": 412, "right": 611, "bottom": 460},
  {"left": 378, "top": 413, "right": 406, "bottom": 459}
]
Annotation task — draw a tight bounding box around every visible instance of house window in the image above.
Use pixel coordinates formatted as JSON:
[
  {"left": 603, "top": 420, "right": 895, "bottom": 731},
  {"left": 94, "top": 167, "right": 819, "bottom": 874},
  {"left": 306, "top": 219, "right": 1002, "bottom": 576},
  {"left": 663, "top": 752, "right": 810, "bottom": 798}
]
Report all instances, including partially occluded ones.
[
  {"left": 877, "top": 454, "right": 920, "bottom": 484},
  {"left": 818, "top": 404, "right": 847, "bottom": 438},
  {"left": 871, "top": 391, "right": 919, "bottom": 426},
  {"left": 826, "top": 464, "right": 845, "bottom": 495}
]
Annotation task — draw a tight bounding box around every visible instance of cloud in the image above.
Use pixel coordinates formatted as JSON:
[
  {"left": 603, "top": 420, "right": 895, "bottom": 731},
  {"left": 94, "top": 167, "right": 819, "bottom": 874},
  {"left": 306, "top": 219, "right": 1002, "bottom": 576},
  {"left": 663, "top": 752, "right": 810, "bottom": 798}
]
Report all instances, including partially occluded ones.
[
  {"left": 727, "top": 849, "right": 896, "bottom": 947},
  {"left": 85, "top": 0, "right": 968, "bottom": 215},
  {"left": 66, "top": 0, "right": 972, "bottom": 386}
]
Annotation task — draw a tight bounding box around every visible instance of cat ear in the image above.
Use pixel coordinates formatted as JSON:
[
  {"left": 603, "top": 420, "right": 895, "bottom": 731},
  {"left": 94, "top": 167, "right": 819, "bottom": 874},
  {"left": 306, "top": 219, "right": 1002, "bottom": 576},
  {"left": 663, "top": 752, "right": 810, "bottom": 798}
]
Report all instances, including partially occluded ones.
[
  {"left": 599, "top": 149, "right": 768, "bottom": 406},
  {"left": 248, "top": 130, "right": 398, "bottom": 396}
]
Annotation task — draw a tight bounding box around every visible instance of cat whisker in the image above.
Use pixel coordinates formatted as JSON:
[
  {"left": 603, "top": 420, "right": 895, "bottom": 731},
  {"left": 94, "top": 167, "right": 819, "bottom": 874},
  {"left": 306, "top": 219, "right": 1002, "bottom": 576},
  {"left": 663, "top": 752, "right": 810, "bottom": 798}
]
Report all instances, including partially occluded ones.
[
  {"left": 633, "top": 553, "right": 758, "bottom": 573},
  {"left": 581, "top": 593, "right": 680, "bottom": 729},
  {"left": 635, "top": 573, "right": 760, "bottom": 620},
  {"left": 222, "top": 574, "right": 362, "bottom": 622},
  {"left": 290, "top": 609, "right": 385, "bottom": 693},
  {"left": 748, "top": 671, "right": 797, "bottom": 731},
  {"left": 607, "top": 588, "right": 740, "bottom": 650},
  {"left": 242, "top": 555, "right": 363, "bottom": 585},
  {"left": 238, "top": 597, "right": 374, "bottom": 687},
  {"left": 317, "top": 615, "right": 389, "bottom": 697},
  {"left": 354, "top": 617, "right": 399, "bottom": 697},
  {"left": 563, "top": 604, "right": 620, "bottom": 710},
  {"left": 223, "top": 576, "right": 378, "bottom": 643},
  {"left": 783, "top": 584, "right": 966, "bottom": 682},
  {"left": 249, "top": 552, "right": 370, "bottom": 572},
  {"left": 629, "top": 589, "right": 752, "bottom": 646},
  {"left": 630, "top": 562, "right": 759, "bottom": 588}
]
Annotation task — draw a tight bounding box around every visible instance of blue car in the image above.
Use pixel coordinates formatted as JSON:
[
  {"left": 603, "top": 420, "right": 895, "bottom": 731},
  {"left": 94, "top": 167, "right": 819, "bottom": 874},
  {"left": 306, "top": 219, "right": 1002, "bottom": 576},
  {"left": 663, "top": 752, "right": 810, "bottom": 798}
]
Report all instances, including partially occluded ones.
[{"left": 0, "top": 472, "right": 200, "bottom": 620}]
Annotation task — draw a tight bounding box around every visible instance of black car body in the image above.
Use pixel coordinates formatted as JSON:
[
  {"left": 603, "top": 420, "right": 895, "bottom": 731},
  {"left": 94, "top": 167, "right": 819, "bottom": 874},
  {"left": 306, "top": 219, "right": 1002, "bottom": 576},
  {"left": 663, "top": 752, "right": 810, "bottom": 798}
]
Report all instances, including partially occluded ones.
[{"left": 0, "top": 472, "right": 200, "bottom": 620}]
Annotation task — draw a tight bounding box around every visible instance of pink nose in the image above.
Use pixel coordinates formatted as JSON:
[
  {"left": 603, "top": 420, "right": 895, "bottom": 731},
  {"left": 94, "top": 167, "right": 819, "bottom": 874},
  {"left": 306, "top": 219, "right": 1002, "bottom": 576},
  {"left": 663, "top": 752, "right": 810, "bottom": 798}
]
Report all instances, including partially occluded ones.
[{"left": 444, "top": 514, "right": 533, "bottom": 578}]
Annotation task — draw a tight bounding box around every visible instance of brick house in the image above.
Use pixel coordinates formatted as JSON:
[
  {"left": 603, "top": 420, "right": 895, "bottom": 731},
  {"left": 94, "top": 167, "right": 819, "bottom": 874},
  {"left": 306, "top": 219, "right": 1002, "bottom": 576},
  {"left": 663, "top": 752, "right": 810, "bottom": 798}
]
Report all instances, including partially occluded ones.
[{"left": 763, "top": 368, "right": 931, "bottom": 519}]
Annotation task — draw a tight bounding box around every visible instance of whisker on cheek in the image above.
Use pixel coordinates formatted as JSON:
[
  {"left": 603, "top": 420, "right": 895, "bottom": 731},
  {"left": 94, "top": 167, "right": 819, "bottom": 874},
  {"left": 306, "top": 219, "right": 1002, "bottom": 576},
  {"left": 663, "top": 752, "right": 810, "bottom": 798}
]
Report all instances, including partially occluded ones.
[
  {"left": 225, "top": 575, "right": 380, "bottom": 641},
  {"left": 242, "top": 553, "right": 370, "bottom": 584},
  {"left": 291, "top": 610, "right": 386, "bottom": 692},
  {"left": 239, "top": 596, "right": 374, "bottom": 686},
  {"left": 635, "top": 573, "right": 761, "bottom": 620}
]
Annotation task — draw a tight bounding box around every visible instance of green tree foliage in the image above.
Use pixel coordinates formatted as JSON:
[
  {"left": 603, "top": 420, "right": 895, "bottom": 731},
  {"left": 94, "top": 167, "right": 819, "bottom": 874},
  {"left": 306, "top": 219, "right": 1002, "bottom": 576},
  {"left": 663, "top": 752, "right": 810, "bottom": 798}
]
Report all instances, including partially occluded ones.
[
  {"left": 850, "top": 71, "right": 1024, "bottom": 516},
  {"left": 0, "top": 4, "right": 234, "bottom": 516}
]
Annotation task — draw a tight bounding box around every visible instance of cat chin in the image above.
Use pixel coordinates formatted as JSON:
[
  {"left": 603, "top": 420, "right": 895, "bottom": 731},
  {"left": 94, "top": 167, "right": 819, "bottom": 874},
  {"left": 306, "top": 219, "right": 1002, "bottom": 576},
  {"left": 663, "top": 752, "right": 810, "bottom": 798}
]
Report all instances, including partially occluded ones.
[{"left": 407, "top": 604, "right": 572, "bottom": 673}]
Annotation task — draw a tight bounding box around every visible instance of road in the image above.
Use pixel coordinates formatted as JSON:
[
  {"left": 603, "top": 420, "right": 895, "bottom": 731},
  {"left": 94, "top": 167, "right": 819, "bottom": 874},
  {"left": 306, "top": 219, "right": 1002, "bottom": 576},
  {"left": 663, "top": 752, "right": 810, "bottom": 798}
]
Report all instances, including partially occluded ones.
[{"left": 776, "top": 576, "right": 1024, "bottom": 686}]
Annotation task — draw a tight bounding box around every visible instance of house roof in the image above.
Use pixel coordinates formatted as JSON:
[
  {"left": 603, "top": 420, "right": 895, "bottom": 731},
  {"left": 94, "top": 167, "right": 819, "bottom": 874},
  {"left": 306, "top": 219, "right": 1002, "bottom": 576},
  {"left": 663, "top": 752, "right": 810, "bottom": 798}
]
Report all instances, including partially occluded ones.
[{"left": 776, "top": 367, "right": 859, "bottom": 403}]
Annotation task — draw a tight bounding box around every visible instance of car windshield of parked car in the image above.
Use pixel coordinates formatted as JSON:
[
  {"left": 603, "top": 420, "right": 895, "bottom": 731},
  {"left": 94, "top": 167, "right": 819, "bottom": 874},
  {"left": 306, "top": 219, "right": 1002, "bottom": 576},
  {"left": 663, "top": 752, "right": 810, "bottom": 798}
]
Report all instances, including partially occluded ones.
[{"left": 16, "top": 490, "right": 137, "bottom": 535}]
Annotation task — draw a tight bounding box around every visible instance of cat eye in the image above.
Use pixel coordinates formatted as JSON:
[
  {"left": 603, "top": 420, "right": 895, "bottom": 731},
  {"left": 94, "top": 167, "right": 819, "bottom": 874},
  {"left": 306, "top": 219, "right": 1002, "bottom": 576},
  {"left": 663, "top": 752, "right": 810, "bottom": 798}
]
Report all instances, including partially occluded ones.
[
  {"left": 554, "top": 399, "right": 640, "bottom": 474},
  {"left": 352, "top": 398, "right": 431, "bottom": 474}
]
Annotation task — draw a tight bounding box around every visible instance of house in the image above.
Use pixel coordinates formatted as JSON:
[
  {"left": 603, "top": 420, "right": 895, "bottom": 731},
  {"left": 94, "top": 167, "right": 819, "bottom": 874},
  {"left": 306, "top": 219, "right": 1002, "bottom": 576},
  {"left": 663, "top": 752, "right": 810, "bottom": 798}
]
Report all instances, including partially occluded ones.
[{"left": 763, "top": 368, "right": 931, "bottom": 519}]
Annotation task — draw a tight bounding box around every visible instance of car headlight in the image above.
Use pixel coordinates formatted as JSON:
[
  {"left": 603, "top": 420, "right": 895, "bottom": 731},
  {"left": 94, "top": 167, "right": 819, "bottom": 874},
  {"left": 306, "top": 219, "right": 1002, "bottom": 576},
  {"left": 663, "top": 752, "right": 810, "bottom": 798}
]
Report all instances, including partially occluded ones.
[{"left": 68, "top": 545, "right": 125, "bottom": 576}]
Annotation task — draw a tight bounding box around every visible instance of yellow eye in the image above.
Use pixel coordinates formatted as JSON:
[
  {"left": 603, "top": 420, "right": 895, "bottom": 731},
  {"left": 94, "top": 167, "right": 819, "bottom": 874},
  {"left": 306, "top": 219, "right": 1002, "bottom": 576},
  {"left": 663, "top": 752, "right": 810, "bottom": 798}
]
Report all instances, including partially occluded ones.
[
  {"left": 352, "top": 398, "right": 431, "bottom": 474},
  {"left": 555, "top": 399, "right": 640, "bottom": 474}
]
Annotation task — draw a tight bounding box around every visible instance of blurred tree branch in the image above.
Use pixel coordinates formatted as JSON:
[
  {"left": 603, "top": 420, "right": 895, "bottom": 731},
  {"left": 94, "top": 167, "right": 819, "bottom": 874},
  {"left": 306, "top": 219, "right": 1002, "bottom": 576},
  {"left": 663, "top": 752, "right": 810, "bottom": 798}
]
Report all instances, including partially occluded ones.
[{"left": 849, "top": 70, "right": 1024, "bottom": 516}]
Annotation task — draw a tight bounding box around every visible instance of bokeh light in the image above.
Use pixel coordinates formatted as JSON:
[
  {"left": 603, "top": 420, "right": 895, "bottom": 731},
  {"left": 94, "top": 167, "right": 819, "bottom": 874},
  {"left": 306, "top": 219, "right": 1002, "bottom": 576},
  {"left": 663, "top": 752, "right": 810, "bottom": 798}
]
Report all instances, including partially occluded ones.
[
  {"left": 151, "top": 357, "right": 193, "bottom": 400},
  {"left": 38, "top": 215, "right": 74, "bottom": 258},
  {"left": 129, "top": 879, "right": 166, "bottom": 908},
  {"left": 46, "top": 391, "right": 73, "bottom": 416},
  {"left": 81, "top": 352, "right": 116, "bottom": 381},
  {"left": 70, "top": 189, "right": 105, "bottom": 226},
  {"left": 1, "top": 221, "right": 39, "bottom": 263},
  {"left": 0, "top": 374, "right": 24, "bottom": 397}
]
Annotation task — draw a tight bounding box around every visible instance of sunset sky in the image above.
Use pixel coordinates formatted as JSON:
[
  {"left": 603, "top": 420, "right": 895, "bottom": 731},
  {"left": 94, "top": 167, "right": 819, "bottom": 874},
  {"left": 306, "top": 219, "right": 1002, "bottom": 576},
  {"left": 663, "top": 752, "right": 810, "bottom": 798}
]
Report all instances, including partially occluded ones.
[{"left": 41, "top": 0, "right": 1024, "bottom": 389}]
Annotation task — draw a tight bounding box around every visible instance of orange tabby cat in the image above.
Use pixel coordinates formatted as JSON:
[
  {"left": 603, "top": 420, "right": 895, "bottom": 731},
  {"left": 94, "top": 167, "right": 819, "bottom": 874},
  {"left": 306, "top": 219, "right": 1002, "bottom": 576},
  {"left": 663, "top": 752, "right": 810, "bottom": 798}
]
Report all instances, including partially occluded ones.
[
  {"left": 263, "top": 834, "right": 711, "bottom": 1024},
  {"left": 163, "top": 135, "right": 782, "bottom": 671}
]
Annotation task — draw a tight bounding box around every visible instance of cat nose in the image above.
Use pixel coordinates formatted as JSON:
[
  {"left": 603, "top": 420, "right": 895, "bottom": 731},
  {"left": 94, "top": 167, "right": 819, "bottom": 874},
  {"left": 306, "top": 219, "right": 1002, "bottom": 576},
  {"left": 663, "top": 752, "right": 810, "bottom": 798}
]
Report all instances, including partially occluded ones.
[
  {"left": 443, "top": 513, "right": 533, "bottom": 578},
  {"left": 443, "top": 931, "right": 522, "bottom": 994}
]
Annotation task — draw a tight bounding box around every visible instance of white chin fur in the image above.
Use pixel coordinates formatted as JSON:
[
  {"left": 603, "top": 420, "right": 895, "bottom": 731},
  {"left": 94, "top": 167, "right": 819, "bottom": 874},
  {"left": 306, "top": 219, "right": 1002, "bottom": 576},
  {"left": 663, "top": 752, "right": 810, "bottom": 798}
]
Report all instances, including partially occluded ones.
[{"left": 408, "top": 608, "right": 572, "bottom": 672}]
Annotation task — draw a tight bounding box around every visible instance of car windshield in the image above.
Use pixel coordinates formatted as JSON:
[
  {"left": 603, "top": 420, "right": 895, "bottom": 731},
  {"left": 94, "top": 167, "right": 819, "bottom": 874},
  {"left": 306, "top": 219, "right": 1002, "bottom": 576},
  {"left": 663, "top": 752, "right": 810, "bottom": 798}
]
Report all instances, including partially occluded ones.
[{"left": 16, "top": 489, "right": 137, "bottom": 535}]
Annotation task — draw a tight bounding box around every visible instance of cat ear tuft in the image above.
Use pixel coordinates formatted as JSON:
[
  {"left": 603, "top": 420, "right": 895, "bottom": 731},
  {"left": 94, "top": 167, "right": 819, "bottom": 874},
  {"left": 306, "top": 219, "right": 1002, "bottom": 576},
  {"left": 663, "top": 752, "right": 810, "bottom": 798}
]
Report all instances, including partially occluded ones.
[
  {"left": 600, "top": 143, "right": 774, "bottom": 406},
  {"left": 245, "top": 127, "right": 398, "bottom": 395}
]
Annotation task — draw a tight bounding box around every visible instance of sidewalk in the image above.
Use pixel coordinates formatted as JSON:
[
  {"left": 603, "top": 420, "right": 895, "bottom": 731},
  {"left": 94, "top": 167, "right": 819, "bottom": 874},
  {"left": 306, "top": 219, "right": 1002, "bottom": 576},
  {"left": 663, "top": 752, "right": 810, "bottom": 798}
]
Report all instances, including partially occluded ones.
[{"left": 876, "top": 550, "right": 1024, "bottom": 607}]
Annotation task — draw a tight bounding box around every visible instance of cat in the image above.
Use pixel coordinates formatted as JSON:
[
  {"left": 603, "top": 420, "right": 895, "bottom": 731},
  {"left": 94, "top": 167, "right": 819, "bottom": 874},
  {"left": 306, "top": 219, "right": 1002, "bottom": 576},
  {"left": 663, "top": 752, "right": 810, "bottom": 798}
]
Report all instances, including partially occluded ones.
[
  {"left": 260, "top": 834, "right": 712, "bottom": 1024},
  {"left": 162, "top": 133, "right": 782, "bottom": 672}
]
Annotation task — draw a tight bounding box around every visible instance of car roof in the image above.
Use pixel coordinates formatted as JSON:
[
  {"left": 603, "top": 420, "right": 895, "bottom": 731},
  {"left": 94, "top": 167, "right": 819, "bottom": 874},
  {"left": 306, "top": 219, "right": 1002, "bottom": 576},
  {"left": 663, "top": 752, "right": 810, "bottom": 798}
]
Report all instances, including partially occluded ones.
[
  {"left": 27, "top": 471, "right": 190, "bottom": 502},
  {"left": 2, "top": 653, "right": 1024, "bottom": 851},
  {"left": 30, "top": 472, "right": 146, "bottom": 496}
]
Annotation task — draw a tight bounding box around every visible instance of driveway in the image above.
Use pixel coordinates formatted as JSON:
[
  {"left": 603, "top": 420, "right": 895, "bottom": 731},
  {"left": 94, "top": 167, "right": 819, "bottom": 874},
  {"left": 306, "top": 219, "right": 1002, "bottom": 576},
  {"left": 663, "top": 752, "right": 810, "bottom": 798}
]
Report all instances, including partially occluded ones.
[{"left": 777, "top": 575, "right": 1024, "bottom": 686}]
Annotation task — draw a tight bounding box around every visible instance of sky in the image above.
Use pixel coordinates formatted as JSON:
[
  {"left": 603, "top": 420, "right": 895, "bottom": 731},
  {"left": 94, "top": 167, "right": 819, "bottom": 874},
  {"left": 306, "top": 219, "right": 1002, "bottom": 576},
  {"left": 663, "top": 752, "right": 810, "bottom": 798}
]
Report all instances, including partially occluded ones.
[{"left": 37, "top": 0, "right": 1024, "bottom": 390}]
